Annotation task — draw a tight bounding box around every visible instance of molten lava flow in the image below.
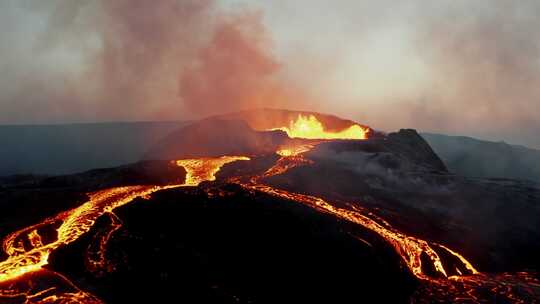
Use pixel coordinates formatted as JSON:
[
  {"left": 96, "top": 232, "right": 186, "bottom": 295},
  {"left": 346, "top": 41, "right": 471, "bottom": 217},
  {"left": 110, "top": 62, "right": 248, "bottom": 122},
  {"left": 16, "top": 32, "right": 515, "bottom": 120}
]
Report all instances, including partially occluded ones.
[
  {"left": 0, "top": 156, "right": 249, "bottom": 301},
  {"left": 272, "top": 114, "right": 369, "bottom": 140},
  {"left": 246, "top": 147, "right": 540, "bottom": 302},
  {"left": 176, "top": 156, "right": 250, "bottom": 186},
  {"left": 0, "top": 269, "right": 103, "bottom": 303},
  {"left": 247, "top": 184, "right": 452, "bottom": 278},
  {"left": 247, "top": 145, "right": 476, "bottom": 280},
  {"left": 259, "top": 146, "right": 315, "bottom": 180},
  {"left": 438, "top": 244, "right": 479, "bottom": 276},
  {"left": 276, "top": 144, "right": 314, "bottom": 157}
]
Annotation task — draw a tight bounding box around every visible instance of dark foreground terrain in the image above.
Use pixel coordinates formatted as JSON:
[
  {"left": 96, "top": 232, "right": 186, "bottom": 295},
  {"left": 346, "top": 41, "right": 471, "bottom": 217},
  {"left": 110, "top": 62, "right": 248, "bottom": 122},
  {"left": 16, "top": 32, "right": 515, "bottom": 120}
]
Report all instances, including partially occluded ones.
[
  {"left": 260, "top": 131, "right": 540, "bottom": 274},
  {"left": 0, "top": 109, "right": 539, "bottom": 303},
  {"left": 48, "top": 183, "right": 416, "bottom": 303}
]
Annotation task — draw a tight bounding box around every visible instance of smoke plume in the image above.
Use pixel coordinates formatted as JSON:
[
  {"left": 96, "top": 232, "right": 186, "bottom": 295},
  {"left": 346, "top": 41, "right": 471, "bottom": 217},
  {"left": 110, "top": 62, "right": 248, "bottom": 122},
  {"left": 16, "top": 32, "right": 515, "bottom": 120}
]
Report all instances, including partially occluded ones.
[
  {"left": 0, "top": 0, "right": 300, "bottom": 123},
  {"left": 341, "top": 0, "right": 540, "bottom": 148}
]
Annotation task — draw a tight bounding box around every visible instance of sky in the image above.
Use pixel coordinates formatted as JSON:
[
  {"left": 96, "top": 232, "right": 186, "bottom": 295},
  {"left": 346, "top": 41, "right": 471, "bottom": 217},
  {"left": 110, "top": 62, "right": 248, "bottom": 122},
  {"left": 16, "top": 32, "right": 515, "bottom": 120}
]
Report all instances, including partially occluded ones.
[{"left": 0, "top": 0, "right": 539, "bottom": 148}]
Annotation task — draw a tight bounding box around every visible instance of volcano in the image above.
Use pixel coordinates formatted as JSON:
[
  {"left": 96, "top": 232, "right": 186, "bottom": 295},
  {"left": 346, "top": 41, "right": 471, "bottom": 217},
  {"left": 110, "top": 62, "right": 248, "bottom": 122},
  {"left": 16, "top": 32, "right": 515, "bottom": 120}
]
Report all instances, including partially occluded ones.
[{"left": 0, "top": 109, "right": 539, "bottom": 303}]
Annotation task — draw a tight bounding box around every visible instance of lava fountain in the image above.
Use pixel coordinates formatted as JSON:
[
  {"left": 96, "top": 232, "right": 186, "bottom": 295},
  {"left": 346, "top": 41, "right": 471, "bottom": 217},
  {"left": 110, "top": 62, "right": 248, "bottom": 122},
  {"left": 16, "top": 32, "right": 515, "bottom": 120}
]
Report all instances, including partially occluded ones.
[{"left": 271, "top": 114, "right": 369, "bottom": 140}]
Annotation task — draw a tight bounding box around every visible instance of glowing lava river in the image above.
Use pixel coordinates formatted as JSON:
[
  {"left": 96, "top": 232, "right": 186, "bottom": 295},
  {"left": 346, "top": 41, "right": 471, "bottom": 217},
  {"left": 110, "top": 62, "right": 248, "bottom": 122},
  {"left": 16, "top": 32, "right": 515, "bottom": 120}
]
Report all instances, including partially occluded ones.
[
  {"left": 239, "top": 147, "right": 540, "bottom": 303},
  {"left": 0, "top": 156, "right": 249, "bottom": 303},
  {"left": 0, "top": 144, "right": 538, "bottom": 302},
  {"left": 244, "top": 147, "right": 476, "bottom": 280}
]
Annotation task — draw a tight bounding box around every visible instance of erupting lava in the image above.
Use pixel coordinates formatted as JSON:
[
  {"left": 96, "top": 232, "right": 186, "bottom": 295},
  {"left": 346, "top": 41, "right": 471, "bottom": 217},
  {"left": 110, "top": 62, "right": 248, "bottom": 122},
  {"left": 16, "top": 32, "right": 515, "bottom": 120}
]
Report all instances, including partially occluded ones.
[
  {"left": 0, "top": 156, "right": 249, "bottom": 302},
  {"left": 272, "top": 114, "right": 369, "bottom": 140}
]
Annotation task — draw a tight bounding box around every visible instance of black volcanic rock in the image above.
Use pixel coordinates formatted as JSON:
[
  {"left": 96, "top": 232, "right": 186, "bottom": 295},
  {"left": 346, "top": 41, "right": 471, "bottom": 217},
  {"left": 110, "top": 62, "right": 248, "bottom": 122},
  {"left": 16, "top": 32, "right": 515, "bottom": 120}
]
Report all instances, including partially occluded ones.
[
  {"left": 0, "top": 160, "right": 186, "bottom": 257},
  {"left": 387, "top": 129, "right": 448, "bottom": 172},
  {"left": 1, "top": 160, "right": 186, "bottom": 191},
  {"left": 0, "top": 187, "right": 86, "bottom": 262},
  {"left": 145, "top": 118, "right": 290, "bottom": 160},
  {"left": 310, "top": 129, "right": 447, "bottom": 173},
  {"left": 48, "top": 184, "right": 416, "bottom": 304},
  {"left": 38, "top": 160, "right": 186, "bottom": 189},
  {"left": 262, "top": 130, "right": 540, "bottom": 273}
]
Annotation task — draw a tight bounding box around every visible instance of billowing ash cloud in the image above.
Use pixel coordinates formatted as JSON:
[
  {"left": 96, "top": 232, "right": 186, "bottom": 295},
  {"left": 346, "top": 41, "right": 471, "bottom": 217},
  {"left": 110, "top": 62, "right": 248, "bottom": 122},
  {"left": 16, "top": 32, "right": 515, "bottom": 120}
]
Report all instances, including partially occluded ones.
[
  {"left": 0, "top": 0, "right": 301, "bottom": 123},
  {"left": 178, "top": 12, "right": 304, "bottom": 115}
]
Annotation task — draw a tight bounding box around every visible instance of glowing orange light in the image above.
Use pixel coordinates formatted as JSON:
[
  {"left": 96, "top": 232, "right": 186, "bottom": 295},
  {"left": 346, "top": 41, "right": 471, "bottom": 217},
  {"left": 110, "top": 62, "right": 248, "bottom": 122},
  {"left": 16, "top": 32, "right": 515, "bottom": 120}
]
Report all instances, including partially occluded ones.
[
  {"left": 176, "top": 156, "right": 250, "bottom": 186},
  {"left": 273, "top": 115, "right": 369, "bottom": 140},
  {"left": 438, "top": 244, "right": 479, "bottom": 274},
  {"left": 276, "top": 144, "right": 314, "bottom": 157}
]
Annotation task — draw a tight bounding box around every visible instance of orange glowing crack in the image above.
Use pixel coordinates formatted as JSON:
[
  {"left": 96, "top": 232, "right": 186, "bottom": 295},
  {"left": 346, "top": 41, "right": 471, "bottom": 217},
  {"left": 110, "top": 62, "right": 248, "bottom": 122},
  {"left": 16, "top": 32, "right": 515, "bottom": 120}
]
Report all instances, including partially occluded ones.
[
  {"left": 85, "top": 211, "right": 123, "bottom": 276},
  {"left": 271, "top": 114, "right": 369, "bottom": 140},
  {"left": 439, "top": 244, "right": 479, "bottom": 275}
]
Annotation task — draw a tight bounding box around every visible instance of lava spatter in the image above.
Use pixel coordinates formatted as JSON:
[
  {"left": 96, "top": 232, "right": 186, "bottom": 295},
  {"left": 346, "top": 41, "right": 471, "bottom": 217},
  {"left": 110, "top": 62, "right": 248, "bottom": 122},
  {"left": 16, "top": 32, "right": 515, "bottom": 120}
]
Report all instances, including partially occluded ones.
[{"left": 271, "top": 114, "right": 369, "bottom": 140}]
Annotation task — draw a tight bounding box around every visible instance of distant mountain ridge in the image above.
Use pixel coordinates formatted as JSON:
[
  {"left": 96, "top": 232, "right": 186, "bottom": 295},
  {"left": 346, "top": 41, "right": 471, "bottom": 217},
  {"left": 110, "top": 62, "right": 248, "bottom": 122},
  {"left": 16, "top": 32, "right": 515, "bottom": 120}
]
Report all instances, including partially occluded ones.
[
  {"left": 0, "top": 121, "right": 187, "bottom": 176},
  {"left": 422, "top": 132, "right": 540, "bottom": 182},
  {"left": 2, "top": 116, "right": 540, "bottom": 184},
  {"left": 145, "top": 118, "right": 290, "bottom": 160}
]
